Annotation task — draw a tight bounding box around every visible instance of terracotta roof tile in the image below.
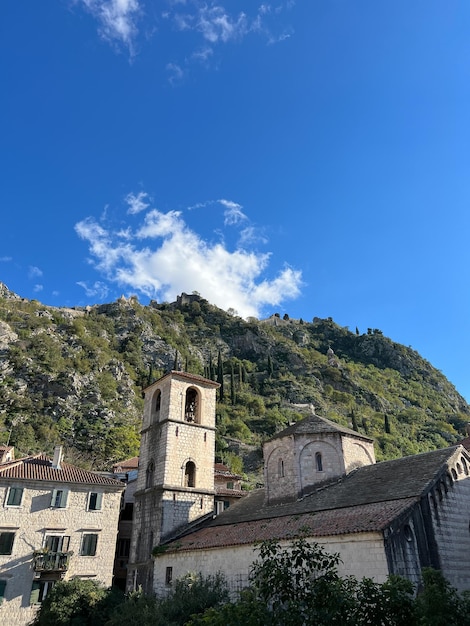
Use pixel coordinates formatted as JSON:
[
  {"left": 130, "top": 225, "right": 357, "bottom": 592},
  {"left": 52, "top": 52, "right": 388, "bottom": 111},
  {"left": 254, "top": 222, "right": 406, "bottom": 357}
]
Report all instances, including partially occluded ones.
[
  {"left": 162, "top": 445, "right": 469, "bottom": 552},
  {"left": 165, "top": 498, "right": 417, "bottom": 552},
  {"left": 0, "top": 455, "right": 125, "bottom": 488}
]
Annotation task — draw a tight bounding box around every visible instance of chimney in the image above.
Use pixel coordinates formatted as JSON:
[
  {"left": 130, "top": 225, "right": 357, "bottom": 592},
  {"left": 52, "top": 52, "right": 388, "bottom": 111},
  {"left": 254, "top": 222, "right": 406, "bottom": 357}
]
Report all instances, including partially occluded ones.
[{"left": 52, "top": 446, "right": 63, "bottom": 470}]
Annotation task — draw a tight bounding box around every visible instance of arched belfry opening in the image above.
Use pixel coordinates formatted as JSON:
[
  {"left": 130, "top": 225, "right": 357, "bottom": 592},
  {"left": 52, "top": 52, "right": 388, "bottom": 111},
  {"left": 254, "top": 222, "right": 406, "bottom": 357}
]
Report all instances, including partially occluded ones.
[
  {"left": 184, "top": 461, "right": 196, "bottom": 487},
  {"left": 184, "top": 388, "right": 200, "bottom": 423}
]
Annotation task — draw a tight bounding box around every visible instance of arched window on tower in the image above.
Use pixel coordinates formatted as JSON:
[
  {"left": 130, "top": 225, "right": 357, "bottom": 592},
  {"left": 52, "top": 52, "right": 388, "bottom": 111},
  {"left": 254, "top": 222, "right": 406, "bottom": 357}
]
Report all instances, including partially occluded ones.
[
  {"left": 184, "top": 388, "right": 199, "bottom": 423},
  {"left": 146, "top": 461, "right": 155, "bottom": 489},
  {"left": 184, "top": 461, "right": 196, "bottom": 488},
  {"left": 278, "top": 458, "right": 285, "bottom": 478},
  {"left": 315, "top": 452, "right": 323, "bottom": 472}
]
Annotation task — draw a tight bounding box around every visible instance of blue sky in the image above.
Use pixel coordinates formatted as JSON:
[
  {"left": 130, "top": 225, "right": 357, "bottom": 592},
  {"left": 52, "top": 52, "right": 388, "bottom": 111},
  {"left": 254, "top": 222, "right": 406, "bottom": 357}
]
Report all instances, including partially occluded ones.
[{"left": 2, "top": 1, "right": 470, "bottom": 401}]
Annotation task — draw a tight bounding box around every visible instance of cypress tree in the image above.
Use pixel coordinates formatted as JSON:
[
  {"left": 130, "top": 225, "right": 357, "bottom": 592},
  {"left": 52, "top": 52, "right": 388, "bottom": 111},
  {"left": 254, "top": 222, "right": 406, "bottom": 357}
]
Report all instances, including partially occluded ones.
[
  {"left": 384, "top": 414, "right": 391, "bottom": 434},
  {"left": 217, "top": 350, "right": 224, "bottom": 402},
  {"left": 230, "top": 363, "right": 236, "bottom": 405}
]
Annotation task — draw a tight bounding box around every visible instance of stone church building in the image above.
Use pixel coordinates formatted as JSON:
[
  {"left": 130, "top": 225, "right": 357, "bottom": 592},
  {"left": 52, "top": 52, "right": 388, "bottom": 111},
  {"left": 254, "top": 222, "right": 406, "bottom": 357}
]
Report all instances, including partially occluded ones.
[{"left": 128, "top": 372, "right": 470, "bottom": 596}]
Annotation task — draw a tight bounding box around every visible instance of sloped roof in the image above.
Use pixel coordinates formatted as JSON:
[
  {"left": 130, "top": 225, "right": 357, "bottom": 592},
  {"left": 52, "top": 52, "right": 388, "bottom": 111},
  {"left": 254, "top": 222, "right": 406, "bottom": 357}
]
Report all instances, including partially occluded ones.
[
  {"left": 460, "top": 436, "right": 470, "bottom": 452},
  {"left": 145, "top": 371, "right": 220, "bottom": 391},
  {"left": 162, "top": 445, "right": 466, "bottom": 552},
  {"left": 214, "top": 463, "right": 242, "bottom": 480},
  {"left": 269, "top": 413, "right": 373, "bottom": 443},
  {"left": 0, "top": 454, "right": 125, "bottom": 488},
  {"left": 164, "top": 498, "right": 416, "bottom": 552},
  {"left": 112, "top": 456, "right": 139, "bottom": 472}
]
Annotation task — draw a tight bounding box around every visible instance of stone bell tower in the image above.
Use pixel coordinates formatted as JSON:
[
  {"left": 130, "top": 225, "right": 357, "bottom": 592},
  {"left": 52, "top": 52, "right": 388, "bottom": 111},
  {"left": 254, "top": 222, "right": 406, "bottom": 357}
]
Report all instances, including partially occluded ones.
[{"left": 128, "top": 371, "right": 219, "bottom": 592}]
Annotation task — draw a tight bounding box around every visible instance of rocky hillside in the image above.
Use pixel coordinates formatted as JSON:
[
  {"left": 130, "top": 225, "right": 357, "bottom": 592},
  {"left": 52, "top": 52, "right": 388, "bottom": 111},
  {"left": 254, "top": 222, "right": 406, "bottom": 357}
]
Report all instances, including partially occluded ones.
[{"left": 0, "top": 283, "right": 468, "bottom": 476}]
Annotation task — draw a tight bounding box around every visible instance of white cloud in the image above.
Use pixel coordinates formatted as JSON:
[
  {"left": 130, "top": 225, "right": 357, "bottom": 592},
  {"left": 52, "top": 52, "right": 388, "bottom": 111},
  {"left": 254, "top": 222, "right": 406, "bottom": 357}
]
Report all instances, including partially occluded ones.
[
  {"left": 126, "top": 191, "right": 150, "bottom": 214},
  {"left": 28, "top": 266, "right": 43, "bottom": 279},
  {"left": 166, "top": 62, "right": 185, "bottom": 84},
  {"left": 0, "top": 256, "right": 12, "bottom": 262},
  {"left": 219, "top": 199, "right": 248, "bottom": 225},
  {"left": 77, "top": 0, "right": 141, "bottom": 54},
  {"left": 197, "top": 6, "right": 248, "bottom": 43},
  {"left": 33, "top": 284, "right": 44, "bottom": 293},
  {"left": 165, "top": 1, "right": 296, "bottom": 79},
  {"left": 75, "top": 196, "right": 302, "bottom": 318},
  {"left": 77, "top": 280, "right": 110, "bottom": 299},
  {"left": 239, "top": 226, "right": 268, "bottom": 246}
]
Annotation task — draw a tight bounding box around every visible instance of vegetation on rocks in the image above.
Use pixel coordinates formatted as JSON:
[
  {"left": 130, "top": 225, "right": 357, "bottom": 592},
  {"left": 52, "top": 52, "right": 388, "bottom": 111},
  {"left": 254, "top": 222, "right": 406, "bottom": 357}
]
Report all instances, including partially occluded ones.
[{"left": 0, "top": 283, "right": 468, "bottom": 474}]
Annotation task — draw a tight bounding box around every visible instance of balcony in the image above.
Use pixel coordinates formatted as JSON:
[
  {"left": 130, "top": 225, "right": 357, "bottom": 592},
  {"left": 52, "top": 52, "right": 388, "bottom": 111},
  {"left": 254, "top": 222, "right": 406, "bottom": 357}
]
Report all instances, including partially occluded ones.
[{"left": 33, "top": 550, "right": 73, "bottom": 573}]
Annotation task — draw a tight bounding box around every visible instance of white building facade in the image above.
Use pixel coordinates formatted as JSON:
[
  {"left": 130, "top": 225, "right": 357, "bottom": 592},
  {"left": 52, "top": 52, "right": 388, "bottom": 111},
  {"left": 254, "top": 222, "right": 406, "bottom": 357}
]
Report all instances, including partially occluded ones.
[{"left": 0, "top": 447, "right": 124, "bottom": 625}]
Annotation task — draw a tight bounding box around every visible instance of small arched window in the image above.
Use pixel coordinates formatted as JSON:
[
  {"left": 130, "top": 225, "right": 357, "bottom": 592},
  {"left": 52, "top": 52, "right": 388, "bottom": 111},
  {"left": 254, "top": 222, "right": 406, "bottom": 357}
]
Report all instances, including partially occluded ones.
[
  {"left": 146, "top": 461, "right": 155, "bottom": 489},
  {"left": 278, "top": 458, "right": 285, "bottom": 478},
  {"left": 461, "top": 457, "right": 469, "bottom": 476},
  {"left": 154, "top": 390, "right": 161, "bottom": 415},
  {"left": 185, "top": 388, "right": 199, "bottom": 423},
  {"left": 184, "top": 461, "right": 196, "bottom": 488},
  {"left": 315, "top": 452, "right": 323, "bottom": 472}
]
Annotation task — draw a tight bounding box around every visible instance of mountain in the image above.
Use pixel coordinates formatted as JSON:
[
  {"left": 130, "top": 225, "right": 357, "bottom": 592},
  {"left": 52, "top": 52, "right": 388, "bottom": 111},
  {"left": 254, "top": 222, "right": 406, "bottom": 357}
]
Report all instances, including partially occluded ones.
[{"left": 0, "top": 284, "right": 468, "bottom": 479}]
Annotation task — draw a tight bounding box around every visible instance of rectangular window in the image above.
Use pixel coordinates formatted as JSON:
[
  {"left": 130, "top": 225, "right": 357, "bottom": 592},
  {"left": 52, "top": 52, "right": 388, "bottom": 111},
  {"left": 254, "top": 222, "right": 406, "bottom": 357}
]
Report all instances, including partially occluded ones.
[
  {"left": 50, "top": 489, "right": 68, "bottom": 508},
  {"left": 88, "top": 492, "right": 103, "bottom": 511},
  {"left": 0, "top": 579, "right": 6, "bottom": 605},
  {"left": 30, "top": 580, "right": 55, "bottom": 605},
  {"left": 44, "top": 535, "right": 70, "bottom": 552},
  {"left": 6, "top": 487, "right": 23, "bottom": 507},
  {"left": 0, "top": 532, "right": 15, "bottom": 555},
  {"left": 80, "top": 533, "right": 98, "bottom": 556},
  {"left": 165, "top": 566, "right": 173, "bottom": 585},
  {"left": 226, "top": 482, "right": 234, "bottom": 490},
  {"left": 117, "top": 538, "right": 130, "bottom": 558}
]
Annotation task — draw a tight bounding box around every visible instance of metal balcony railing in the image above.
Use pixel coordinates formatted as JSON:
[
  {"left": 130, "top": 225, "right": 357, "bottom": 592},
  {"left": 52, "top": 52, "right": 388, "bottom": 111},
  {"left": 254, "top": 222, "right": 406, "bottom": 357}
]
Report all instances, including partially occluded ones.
[{"left": 33, "top": 551, "right": 73, "bottom": 572}]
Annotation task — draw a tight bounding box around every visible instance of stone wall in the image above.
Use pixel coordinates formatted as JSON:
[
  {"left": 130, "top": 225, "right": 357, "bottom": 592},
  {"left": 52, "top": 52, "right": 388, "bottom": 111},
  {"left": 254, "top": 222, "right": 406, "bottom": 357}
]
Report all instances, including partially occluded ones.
[
  {"left": 0, "top": 481, "right": 122, "bottom": 626},
  {"left": 429, "top": 451, "right": 470, "bottom": 592},
  {"left": 153, "top": 533, "right": 389, "bottom": 597}
]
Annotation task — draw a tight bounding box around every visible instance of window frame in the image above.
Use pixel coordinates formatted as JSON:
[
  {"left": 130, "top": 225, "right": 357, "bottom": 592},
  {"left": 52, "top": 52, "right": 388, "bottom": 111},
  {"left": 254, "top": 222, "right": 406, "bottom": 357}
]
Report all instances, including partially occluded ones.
[
  {"left": 6, "top": 486, "right": 24, "bottom": 507},
  {"left": 50, "top": 489, "right": 69, "bottom": 509},
  {"left": 44, "top": 534, "right": 70, "bottom": 552},
  {"left": 87, "top": 491, "right": 103, "bottom": 511},
  {"left": 30, "top": 580, "right": 55, "bottom": 605},
  {"left": 0, "top": 531, "right": 15, "bottom": 555},
  {"left": 80, "top": 533, "right": 98, "bottom": 557},
  {"left": 0, "top": 579, "right": 6, "bottom": 605}
]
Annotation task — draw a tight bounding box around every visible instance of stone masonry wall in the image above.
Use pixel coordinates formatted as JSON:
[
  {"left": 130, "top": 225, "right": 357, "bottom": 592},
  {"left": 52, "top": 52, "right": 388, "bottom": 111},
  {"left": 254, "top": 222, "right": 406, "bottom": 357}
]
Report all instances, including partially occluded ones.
[
  {"left": 428, "top": 451, "right": 470, "bottom": 592},
  {"left": 153, "top": 532, "right": 389, "bottom": 597},
  {"left": 0, "top": 481, "right": 122, "bottom": 626}
]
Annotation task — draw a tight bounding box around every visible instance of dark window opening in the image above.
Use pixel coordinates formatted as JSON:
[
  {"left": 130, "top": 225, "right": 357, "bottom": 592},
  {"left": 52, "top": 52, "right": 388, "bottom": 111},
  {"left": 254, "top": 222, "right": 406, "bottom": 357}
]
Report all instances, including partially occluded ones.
[
  {"left": 117, "top": 538, "right": 130, "bottom": 558},
  {"left": 165, "top": 566, "right": 173, "bottom": 585},
  {"left": 88, "top": 492, "right": 103, "bottom": 511},
  {"left": 45, "top": 535, "right": 70, "bottom": 552},
  {"left": 184, "top": 461, "right": 196, "bottom": 488},
  {"left": 146, "top": 461, "right": 155, "bottom": 489},
  {"left": 81, "top": 534, "right": 98, "bottom": 556},
  {"left": 185, "top": 388, "right": 199, "bottom": 423},
  {"left": 315, "top": 452, "right": 323, "bottom": 472},
  {"left": 278, "top": 459, "right": 285, "bottom": 478},
  {"left": 0, "top": 532, "right": 14, "bottom": 555},
  {"left": 120, "top": 502, "right": 134, "bottom": 521},
  {"left": 30, "top": 580, "right": 55, "bottom": 605},
  {"left": 155, "top": 390, "right": 161, "bottom": 414}
]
